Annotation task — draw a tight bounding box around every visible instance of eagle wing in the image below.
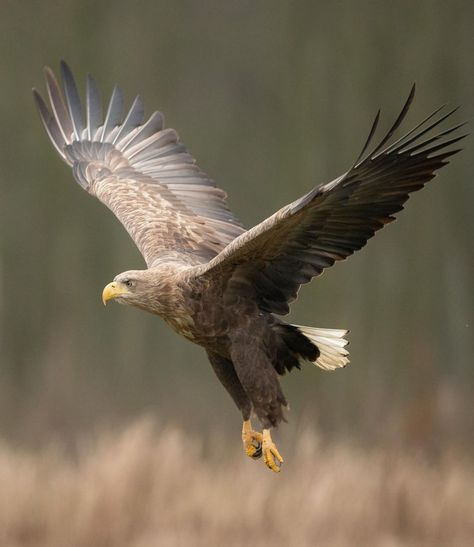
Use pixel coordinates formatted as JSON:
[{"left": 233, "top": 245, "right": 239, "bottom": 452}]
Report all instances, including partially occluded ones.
[
  {"left": 33, "top": 62, "right": 245, "bottom": 267},
  {"left": 194, "top": 86, "right": 466, "bottom": 314}
]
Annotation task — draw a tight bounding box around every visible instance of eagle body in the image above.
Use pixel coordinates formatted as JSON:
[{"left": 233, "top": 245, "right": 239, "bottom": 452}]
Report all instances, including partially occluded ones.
[
  {"left": 34, "top": 62, "right": 465, "bottom": 472},
  {"left": 116, "top": 264, "right": 311, "bottom": 428}
]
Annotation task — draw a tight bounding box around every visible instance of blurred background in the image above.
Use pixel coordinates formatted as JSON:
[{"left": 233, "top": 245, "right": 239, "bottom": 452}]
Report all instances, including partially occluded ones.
[{"left": 0, "top": 1, "right": 473, "bottom": 545}]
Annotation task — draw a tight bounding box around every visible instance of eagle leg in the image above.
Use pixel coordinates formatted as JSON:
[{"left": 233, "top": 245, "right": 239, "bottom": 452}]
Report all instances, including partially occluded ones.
[
  {"left": 242, "top": 420, "right": 263, "bottom": 459},
  {"left": 262, "top": 429, "right": 284, "bottom": 472}
]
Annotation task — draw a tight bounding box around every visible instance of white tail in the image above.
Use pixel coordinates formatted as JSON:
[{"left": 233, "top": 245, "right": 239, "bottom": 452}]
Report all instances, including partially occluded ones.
[{"left": 293, "top": 325, "right": 350, "bottom": 371}]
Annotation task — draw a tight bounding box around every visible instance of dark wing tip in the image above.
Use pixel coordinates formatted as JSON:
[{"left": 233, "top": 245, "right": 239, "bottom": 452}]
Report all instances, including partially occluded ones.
[
  {"left": 363, "top": 83, "right": 417, "bottom": 161},
  {"left": 32, "top": 85, "right": 68, "bottom": 159},
  {"left": 32, "top": 88, "right": 47, "bottom": 114},
  {"left": 32, "top": 88, "right": 46, "bottom": 113},
  {"left": 352, "top": 109, "right": 381, "bottom": 168},
  {"left": 342, "top": 85, "right": 417, "bottom": 171},
  {"left": 59, "top": 59, "right": 71, "bottom": 73},
  {"left": 60, "top": 61, "right": 85, "bottom": 139},
  {"left": 59, "top": 60, "right": 75, "bottom": 89},
  {"left": 43, "top": 66, "right": 59, "bottom": 90}
]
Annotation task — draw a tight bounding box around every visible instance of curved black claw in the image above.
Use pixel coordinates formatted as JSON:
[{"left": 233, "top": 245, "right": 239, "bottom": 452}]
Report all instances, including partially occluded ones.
[
  {"left": 242, "top": 421, "right": 264, "bottom": 460},
  {"left": 251, "top": 442, "right": 262, "bottom": 459}
]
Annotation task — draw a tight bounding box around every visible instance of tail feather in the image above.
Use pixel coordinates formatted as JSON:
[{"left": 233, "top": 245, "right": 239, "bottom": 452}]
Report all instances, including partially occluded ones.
[{"left": 293, "top": 325, "right": 350, "bottom": 371}]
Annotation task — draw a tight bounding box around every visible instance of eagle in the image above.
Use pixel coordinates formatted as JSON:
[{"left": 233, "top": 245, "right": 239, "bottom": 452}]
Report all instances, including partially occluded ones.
[{"left": 33, "top": 62, "right": 465, "bottom": 472}]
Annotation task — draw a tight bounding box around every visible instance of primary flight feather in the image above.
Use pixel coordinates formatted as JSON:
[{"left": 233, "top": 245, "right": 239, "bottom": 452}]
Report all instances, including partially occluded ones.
[{"left": 34, "top": 62, "right": 465, "bottom": 472}]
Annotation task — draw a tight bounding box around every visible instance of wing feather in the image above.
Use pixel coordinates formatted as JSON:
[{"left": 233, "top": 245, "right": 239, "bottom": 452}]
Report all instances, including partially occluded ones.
[
  {"left": 113, "top": 95, "right": 145, "bottom": 144},
  {"left": 364, "top": 83, "right": 415, "bottom": 159},
  {"left": 101, "top": 85, "right": 124, "bottom": 142},
  {"left": 33, "top": 89, "right": 67, "bottom": 161},
  {"left": 43, "top": 67, "right": 73, "bottom": 148},
  {"left": 121, "top": 111, "right": 164, "bottom": 152},
  {"left": 34, "top": 62, "right": 245, "bottom": 267},
  {"left": 195, "top": 88, "right": 466, "bottom": 315},
  {"left": 60, "top": 60, "right": 84, "bottom": 140},
  {"left": 86, "top": 74, "right": 102, "bottom": 140}
]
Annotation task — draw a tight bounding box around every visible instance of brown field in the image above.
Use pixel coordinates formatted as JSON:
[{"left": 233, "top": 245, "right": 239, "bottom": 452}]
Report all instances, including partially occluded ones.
[{"left": 0, "top": 419, "right": 472, "bottom": 547}]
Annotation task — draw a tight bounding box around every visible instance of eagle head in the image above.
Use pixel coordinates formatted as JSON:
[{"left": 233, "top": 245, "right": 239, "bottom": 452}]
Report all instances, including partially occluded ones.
[{"left": 102, "top": 270, "right": 156, "bottom": 309}]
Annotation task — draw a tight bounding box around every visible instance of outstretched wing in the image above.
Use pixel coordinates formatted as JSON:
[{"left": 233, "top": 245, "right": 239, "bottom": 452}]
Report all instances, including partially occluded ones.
[
  {"left": 33, "top": 61, "right": 245, "bottom": 267},
  {"left": 195, "top": 85, "right": 466, "bottom": 315}
]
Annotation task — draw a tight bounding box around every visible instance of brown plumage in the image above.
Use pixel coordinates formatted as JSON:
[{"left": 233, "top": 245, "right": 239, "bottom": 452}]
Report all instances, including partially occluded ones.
[{"left": 33, "top": 62, "right": 466, "bottom": 472}]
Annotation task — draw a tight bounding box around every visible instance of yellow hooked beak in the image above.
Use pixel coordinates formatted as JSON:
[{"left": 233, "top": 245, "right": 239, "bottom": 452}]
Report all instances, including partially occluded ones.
[{"left": 102, "top": 282, "right": 131, "bottom": 305}]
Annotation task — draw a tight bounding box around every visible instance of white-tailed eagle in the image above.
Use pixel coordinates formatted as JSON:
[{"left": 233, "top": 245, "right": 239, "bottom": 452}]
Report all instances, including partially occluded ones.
[{"left": 34, "top": 62, "right": 465, "bottom": 472}]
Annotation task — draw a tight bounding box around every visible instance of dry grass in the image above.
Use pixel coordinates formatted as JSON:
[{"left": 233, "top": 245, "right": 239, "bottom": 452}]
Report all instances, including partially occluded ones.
[{"left": 0, "top": 419, "right": 472, "bottom": 547}]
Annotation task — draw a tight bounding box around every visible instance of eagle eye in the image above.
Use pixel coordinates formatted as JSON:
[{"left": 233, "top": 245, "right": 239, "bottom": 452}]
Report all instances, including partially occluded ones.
[{"left": 124, "top": 279, "right": 134, "bottom": 288}]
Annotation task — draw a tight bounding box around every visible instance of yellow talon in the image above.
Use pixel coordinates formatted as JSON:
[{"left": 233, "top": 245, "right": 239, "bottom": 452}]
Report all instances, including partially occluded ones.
[
  {"left": 242, "top": 420, "right": 263, "bottom": 459},
  {"left": 262, "top": 429, "right": 284, "bottom": 472}
]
